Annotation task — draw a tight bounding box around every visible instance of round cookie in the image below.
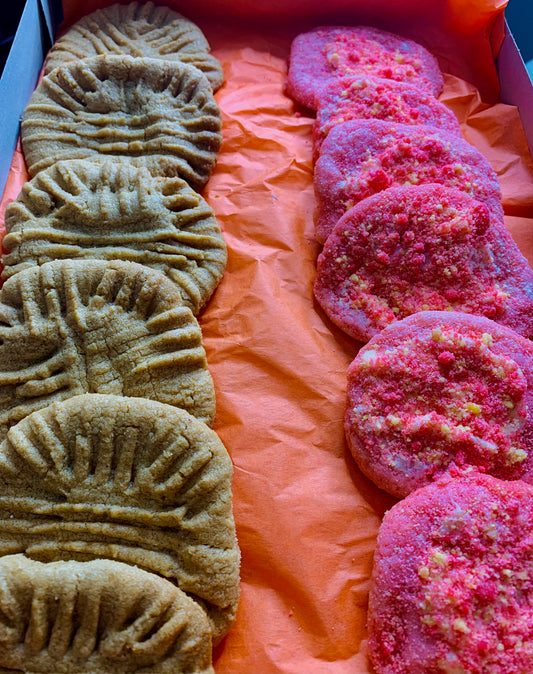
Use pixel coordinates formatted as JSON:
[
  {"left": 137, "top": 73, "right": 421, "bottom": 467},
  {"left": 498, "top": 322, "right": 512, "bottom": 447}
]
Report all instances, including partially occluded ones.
[
  {"left": 3, "top": 160, "right": 227, "bottom": 314},
  {"left": 44, "top": 1, "right": 224, "bottom": 91},
  {"left": 314, "top": 184, "right": 533, "bottom": 342},
  {"left": 314, "top": 119, "right": 503, "bottom": 243},
  {"left": 368, "top": 469, "right": 533, "bottom": 674},
  {"left": 286, "top": 25, "right": 443, "bottom": 110},
  {"left": 313, "top": 76, "right": 461, "bottom": 158},
  {"left": 0, "top": 259, "right": 216, "bottom": 434},
  {"left": 0, "top": 555, "right": 215, "bottom": 673},
  {"left": 21, "top": 55, "right": 222, "bottom": 189},
  {"left": 345, "top": 311, "right": 533, "bottom": 498},
  {"left": 0, "top": 394, "right": 240, "bottom": 642}
]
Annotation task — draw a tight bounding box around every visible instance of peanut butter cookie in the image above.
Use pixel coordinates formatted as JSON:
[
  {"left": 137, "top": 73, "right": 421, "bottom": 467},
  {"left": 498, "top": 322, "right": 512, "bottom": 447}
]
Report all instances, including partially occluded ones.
[
  {"left": 0, "top": 555, "right": 215, "bottom": 673},
  {"left": 22, "top": 56, "right": 222, "bottom": 189},
  {"left": 0, "top": 259, "right": 216, "bottom": 434},
  {"left": 3, "top": 160, "right": 227, "bottom": 314},
  {"left": 0, "top": 395, "right": 239, "bottom": 641},
  {"left": 44, "top": 1, "right": 224, "bottom": 91}
]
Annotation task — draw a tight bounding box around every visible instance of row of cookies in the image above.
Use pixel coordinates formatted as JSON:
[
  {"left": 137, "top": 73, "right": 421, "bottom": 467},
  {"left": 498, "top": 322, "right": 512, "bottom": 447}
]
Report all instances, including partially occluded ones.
[
  {"left": 8, "top": 0, "right": 227, "bottom": 315},
  {"left": 286, "top": 25, "right": 533, "bottom": 504},
  {"left": 287, "top": 25, "right": 533, "bottom": 341},
  {"left": 0, "top": 3, "right": 239, "bottom": 672},
  {"left": 286, "top": 23, "right": 533, "bottom": 490},
  {"left": 359, "top": 312, "right": 533, "bottom": 671},
  {"left": 286, "top": 26, "right": 533, "bottom": 673}
]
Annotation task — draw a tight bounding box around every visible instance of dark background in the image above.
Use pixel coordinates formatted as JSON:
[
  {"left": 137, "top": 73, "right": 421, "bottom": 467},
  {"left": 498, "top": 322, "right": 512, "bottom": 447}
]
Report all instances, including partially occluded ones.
[
  {"left": 505, "top": 0, "right": 533, "bottom": 62},
  {"left": 0, "top": 0, "right": 62, "bottom": 74},
  {"left": 0, "top": 0, "right": 26, "bottom": 73}
]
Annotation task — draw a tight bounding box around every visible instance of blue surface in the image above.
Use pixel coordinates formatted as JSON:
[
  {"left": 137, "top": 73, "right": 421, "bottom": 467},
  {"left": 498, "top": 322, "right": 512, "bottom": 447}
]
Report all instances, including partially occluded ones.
[
  {"left": 0, "top": 0, "right": 61, "bottom": 199},
  {"left": 0, "top": 0, "right": 47, "bottom": 199}
]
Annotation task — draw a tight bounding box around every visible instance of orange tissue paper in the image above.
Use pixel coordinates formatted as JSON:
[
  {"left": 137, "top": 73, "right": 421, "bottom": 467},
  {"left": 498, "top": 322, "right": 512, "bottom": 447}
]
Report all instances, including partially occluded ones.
[{"left": 1, "top": 1, "right": 533, "bottom": 672}]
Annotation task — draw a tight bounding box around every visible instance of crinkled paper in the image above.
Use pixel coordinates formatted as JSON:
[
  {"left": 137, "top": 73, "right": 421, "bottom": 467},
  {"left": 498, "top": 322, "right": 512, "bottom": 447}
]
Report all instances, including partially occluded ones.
[{"left": 1, "top": 1, "right": 532, "bottom": 672}]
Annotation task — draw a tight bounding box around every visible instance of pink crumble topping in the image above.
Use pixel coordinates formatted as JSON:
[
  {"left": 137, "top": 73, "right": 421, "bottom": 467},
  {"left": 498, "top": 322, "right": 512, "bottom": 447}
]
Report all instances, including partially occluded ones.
[
  {"left": 325, "top": 33, "right": 425, "bottom": 86},
  {"left": 345, "top": 312, "right": 533, "bottom": 498},
  {"left": 285, "top": 26, "right": 443, "bottom": 110},
  {"left": 314, "top": 120, "right": 503, "bottom": 243},
  {"left": 314, "top": 184, "right": 515, "bottom": 341},
  {"left": 369, "top": 471, "right": 533, "bottom": 673},
  {"left": 313, "top": 76, "right": 461, "bottom": 156}
]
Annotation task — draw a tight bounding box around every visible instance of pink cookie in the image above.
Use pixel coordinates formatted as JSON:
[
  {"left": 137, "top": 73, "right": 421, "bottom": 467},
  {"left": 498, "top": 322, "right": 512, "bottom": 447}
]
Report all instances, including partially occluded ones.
[
  {"left": 369, "top": 469, "right": 533, "bottom": 674},
  {"left": 313, "top": 76, "right": 461, "bottom": 158},
  {"left": 314, "top": 119, "right": 503, "bottom": 243},
  {"left": 286, "top": 26, "right": 443, "bottom": 110},
  {"left": 314, "top": 184, "right": 533, "bottom": 341},
  {"left": 345, "top": 311, "right": 533, "bottom": 498}
]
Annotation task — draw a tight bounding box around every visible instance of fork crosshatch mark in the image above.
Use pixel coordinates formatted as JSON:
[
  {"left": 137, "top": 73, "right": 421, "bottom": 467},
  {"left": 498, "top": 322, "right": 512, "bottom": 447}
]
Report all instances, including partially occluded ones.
[
  {"left": 0, "top": 555, "right": 216, "bottom": 673},
  {"left": 0, "top": 394, "right": 240, "bottom": 642},
  {"left": 0, "top": 259, "right": 216, "bottom": 434},
  {"left": 3, "top": 160, "right": 227, "bottom": 314},
  {"left": 21, "top": 55, "right": 222, "bottom": 190},
  {"left": 44, "top": 0, "right": 224, "bottom": 91}
]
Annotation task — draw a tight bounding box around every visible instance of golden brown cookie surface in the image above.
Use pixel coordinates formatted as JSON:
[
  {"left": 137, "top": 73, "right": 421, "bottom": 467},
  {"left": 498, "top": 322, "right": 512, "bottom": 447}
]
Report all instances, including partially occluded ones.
[
  {"left": 3, "top": 160, "right": 227, "bottom": 314},
  {"left": 0, "top": 555, "right": 215, "bottom": 673},
  {"left": 21, "top": 55, "right": 222, "bottom": 189},
  {"left": 0, "top": 259, "right": 216, "bottom": 434},
  {"left": 0, "top": 394, "right": 240, "bottom": 641},
  {"left": 44, "top": 1, "right": 224, "bottom": 91}
]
